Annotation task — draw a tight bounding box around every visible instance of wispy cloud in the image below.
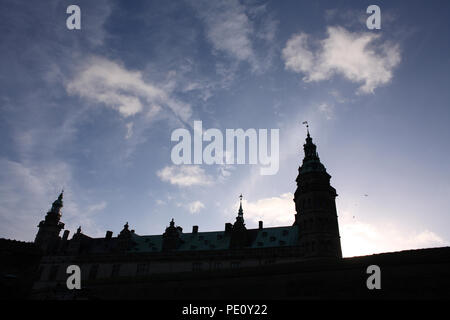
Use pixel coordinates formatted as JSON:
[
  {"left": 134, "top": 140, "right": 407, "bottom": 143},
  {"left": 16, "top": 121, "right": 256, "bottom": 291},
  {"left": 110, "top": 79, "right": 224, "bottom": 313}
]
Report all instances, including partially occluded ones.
[
  {"left": 66, "top": 56, "right": 192, "bottom": 121},
  {"left": 188, "top": 201, "right": 205, "bottom": 214},
  {"left": 282, "top": 26, "right": 401, "bottom": 93},
  {"left": 0, "top": 158, "right": 105, "bottom": 241},
  {"left": 192, "top": 0, "right": 255, "bottom": 62},
  {"left": 317, "top": 102, "right": 334, "bottom": 120},
  {"left": 157, "top": 165, "right": 213, "bottom": 187},
  {"left": 190, "top": 0, "right": 278, "bottom": 72}
]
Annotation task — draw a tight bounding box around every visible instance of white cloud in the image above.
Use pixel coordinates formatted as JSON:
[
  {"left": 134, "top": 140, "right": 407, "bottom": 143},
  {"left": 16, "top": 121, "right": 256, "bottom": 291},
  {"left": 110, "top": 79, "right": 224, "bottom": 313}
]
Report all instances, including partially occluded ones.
[
  {"left": 329, "top": 89, "right": 348, "bottom": 104},
  {"left": 239, "top": 193, "right": 295, "bottom": 226},
  {"left": 317, "top": 102, "right": 334, "bottom": 120},
  {"left": 233, "top": 192, "right": 448, "bottom": 257},
  {"left": 86, "top": 201, "right": 107, "bottom": 214},
  {"left": 188, "top": 201, "right": 205, "bottom": 214},
  {"left": 157, "top": 165, "right": 213, "bottom": 187},
  {"left": 125, "top": 122, "right": 134, "bottom": 139},
  {"left": 66, "top": 56, "right": 192, "bottom": 121},
  {"left": 190, "top": 0, "right": 278, "bottom": 72},
  {"left": 282, "top": 26, "right": 401, "bottom": 93},
  {"left": 339, "top": 210, "right": 448, "bottom": 257},
  {"left": 193, "top": 0, "right": 255, "bottom": 63}
]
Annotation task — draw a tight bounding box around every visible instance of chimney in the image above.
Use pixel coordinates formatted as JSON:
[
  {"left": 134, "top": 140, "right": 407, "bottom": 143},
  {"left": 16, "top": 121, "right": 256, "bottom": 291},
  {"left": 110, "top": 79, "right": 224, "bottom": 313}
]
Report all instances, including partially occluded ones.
[
  {"left": 259, "top": 221, "right": 263, "bottom": 230},
  {"left": 225, "top": 223, "right": 233, "bottom": 234},
  {"left": 105, "top": 231, "right": 113, "bottom": 240},
  {"left": 62, "top": 230, "right": 70, "bottom": 241},
  {"left": 192, "top": 225, "right": 199, "bottom": 233}
]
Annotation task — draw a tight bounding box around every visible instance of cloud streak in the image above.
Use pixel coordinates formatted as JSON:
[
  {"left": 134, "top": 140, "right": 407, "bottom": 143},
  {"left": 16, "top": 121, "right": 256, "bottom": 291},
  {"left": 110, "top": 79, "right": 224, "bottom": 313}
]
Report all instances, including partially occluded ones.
[
  {"left": 66, "top": 57, "right": 192, "bottom": 121},
  {"left": 157, "top": 165, "right": 213, "bottom": 187},
  {"left": 0, "top": 158, "right": 105, "bottom": 241}
]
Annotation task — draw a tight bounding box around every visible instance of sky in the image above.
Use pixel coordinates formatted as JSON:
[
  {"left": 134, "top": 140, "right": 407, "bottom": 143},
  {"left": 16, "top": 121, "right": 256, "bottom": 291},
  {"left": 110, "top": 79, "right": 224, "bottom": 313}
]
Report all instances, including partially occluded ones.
[{"left": 1, "top": 0, "right": 449, "bottom": 257}]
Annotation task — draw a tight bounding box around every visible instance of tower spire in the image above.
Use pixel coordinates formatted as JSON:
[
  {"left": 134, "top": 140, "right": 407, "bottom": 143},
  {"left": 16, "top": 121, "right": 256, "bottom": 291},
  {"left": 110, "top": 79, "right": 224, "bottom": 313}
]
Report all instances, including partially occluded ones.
[{"left": 238, "top": 194, "right": 243, "bottom": 217}]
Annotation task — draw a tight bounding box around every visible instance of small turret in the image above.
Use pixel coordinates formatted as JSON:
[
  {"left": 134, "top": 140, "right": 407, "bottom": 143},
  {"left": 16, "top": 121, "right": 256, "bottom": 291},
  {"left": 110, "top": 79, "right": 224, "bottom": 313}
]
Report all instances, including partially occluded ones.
[
  {"left": 162, "top": 218, "right": 182, "bottom": 251},
  {"left": 34, "top": 191, "right": 65, "bottom": 254}
]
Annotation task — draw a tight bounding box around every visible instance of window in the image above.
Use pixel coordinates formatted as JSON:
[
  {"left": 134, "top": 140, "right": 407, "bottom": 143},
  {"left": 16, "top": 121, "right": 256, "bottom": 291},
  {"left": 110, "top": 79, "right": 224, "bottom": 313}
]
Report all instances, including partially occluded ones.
[
  {"left": 48, "top": 265, "right": 59, "bottom": 281},
  {"left": 36, "top": 266, "right": 44, "bottom": 281},
  {"left": 230, "top": 261, "right": 240, "bottom": 269},
  {"left": 213, "top": 262, "right": 222, "bottom": 270},
  {"left": 192, "top": 262, "right": 202, "bottom": 271},
  {"left": 88, "top": 264, "right": 99, "bottom": 280},
  {"left": 111, "top": 264, "right": 121, "bottom": 278},
  {"left": 136, "top": 263, "right": 149, "bottom": 276},
  {"left": 282, "top": 230, "right": 289, "bottom": 236}
]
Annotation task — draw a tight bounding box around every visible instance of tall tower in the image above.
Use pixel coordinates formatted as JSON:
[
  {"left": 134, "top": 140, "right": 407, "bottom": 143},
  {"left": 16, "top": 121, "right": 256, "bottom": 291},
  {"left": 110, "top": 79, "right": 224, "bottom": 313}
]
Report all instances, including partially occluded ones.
[
  {"left": 230, "top": 195, "right": 248, "bottom": 249},
  {"left": 293, "top": 125, "right": 342, "bottom": 259},
  {"left": 35, "top": 191, "right": 65, "bottom": 253}
]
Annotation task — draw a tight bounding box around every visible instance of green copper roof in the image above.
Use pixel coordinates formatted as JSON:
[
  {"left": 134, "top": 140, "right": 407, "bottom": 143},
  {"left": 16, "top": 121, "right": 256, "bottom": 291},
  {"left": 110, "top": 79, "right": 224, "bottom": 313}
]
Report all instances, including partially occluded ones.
[
  {"left": 250, "top": 226, "right": 299, "bottom": 248},
  {"left": 128, "top": 225, "right": 299, "bottom": 253}
]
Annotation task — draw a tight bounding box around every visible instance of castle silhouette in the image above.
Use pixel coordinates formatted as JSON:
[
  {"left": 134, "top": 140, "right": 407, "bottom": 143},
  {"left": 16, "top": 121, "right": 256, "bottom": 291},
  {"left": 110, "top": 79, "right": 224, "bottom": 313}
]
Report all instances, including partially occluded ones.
[{"left": 1, "top": 129, "right": 450, "bottom": 299}]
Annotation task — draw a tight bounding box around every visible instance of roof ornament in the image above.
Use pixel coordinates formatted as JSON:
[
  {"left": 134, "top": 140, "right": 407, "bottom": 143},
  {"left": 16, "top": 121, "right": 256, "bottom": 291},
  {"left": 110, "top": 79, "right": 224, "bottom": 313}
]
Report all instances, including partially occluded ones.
[{"left": 302, "top": 121, "right": 310, "bottom": 137}]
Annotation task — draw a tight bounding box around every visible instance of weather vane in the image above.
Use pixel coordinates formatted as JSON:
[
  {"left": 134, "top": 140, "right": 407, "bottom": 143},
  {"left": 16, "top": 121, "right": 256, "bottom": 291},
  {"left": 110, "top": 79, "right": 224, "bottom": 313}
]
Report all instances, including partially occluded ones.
[{"left": 302, "top": 121, "right": 310, "bottom": 135}]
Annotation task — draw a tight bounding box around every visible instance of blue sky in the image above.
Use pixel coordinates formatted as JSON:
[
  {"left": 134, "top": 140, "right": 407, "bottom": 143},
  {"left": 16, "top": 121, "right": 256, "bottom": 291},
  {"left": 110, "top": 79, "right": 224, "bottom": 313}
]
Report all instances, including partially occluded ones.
[{"left": 1, "top": 0, "right": 449, "bottom": 257}]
